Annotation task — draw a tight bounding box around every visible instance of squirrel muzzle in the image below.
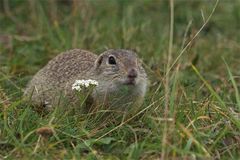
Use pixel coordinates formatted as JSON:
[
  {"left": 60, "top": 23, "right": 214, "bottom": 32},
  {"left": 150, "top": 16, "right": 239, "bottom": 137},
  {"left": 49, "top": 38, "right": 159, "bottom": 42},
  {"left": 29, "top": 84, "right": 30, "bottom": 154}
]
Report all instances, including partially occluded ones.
[{"left": 124, "top": 68, "right": 138, "bottom": 85}]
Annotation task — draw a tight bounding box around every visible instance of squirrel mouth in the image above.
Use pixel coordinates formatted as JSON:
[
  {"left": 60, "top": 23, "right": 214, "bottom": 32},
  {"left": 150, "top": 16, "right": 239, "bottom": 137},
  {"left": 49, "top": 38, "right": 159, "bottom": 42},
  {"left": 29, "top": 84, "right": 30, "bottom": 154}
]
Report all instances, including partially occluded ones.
[{"left": 123, "top": 78, "right": 136, "bottom": 86}]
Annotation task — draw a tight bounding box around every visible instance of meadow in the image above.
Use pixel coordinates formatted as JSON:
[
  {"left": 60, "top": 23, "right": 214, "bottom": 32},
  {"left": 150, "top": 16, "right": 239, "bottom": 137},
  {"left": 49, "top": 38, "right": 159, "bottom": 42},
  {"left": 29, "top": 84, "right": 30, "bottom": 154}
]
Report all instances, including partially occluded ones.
[{"left": 0, "top": 0, "right": 240, "bottom": 159}]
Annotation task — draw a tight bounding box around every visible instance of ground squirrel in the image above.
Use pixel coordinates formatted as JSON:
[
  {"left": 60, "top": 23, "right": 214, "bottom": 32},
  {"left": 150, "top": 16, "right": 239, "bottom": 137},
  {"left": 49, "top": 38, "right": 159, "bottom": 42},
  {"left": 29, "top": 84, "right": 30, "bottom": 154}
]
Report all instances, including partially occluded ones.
[{"left": 24, "top": 49, "right": 148, "bottom": 111}]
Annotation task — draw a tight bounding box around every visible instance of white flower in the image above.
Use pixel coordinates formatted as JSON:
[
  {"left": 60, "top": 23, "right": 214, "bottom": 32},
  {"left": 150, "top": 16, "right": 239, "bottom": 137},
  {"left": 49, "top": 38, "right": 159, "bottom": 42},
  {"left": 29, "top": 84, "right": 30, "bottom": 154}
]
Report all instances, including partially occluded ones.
[{"left": 72, "top": 79, "right": 98, "bottom": 91}]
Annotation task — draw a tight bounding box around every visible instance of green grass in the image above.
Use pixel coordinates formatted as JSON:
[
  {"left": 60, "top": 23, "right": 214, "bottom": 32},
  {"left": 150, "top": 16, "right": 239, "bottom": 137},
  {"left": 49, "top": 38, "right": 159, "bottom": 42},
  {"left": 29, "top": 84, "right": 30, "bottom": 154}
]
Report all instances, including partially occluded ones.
[{"left": 1, "top": 0, "right": 240, "bottom": 159}]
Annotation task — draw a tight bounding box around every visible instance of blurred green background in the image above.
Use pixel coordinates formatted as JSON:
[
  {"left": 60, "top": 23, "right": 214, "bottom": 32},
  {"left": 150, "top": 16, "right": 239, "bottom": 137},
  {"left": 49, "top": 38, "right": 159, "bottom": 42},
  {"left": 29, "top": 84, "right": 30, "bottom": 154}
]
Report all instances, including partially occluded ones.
[{"left": 1, "top": 0, "right": 239, "bottom": 74}]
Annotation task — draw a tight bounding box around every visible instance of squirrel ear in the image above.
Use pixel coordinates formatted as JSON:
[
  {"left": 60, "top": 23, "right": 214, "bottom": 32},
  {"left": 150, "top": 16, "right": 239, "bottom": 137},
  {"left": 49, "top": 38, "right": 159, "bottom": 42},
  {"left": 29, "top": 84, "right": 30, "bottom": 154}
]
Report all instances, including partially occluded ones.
[{"left": 94, "top": 54, "right": 104, "bottom": 69}]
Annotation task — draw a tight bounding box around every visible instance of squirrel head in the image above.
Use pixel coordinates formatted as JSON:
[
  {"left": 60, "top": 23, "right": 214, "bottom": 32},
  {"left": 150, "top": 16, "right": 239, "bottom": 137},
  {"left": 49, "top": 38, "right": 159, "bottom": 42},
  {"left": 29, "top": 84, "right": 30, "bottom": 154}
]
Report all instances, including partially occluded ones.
[{"left": 94, "top": 49, "right": 147, "bottom": 87}]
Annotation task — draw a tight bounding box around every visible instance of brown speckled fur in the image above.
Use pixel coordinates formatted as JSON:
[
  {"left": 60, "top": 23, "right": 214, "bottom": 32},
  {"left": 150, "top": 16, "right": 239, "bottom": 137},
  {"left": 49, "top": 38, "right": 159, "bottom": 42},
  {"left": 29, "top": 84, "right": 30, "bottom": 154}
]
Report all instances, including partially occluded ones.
[{"left": 24, "top": 49, "right": 148, "bottom": 111}]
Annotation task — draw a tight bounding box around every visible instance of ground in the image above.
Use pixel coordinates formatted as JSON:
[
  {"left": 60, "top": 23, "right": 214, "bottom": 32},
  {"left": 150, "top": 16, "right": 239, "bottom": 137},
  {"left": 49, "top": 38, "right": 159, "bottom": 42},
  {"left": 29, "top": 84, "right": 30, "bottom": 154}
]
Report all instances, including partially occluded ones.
[{"left": 0, "top": 0, "right": 240, "bottom": 159}]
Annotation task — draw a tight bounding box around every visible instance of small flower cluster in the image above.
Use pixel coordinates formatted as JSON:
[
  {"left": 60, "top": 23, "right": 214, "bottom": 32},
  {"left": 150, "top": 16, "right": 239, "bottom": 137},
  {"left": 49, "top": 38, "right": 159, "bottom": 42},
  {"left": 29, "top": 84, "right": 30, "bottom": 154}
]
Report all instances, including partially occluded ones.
[{"left": 72, "top": 79, "right": 98, "bottom": 91}]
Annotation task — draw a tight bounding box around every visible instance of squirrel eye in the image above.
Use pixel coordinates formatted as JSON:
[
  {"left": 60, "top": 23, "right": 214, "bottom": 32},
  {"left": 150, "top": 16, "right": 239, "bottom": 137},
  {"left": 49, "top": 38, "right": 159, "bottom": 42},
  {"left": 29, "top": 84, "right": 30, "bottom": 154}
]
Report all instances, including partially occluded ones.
[{"left": 108, "top": 56, "right": 116, "bottom": 65}]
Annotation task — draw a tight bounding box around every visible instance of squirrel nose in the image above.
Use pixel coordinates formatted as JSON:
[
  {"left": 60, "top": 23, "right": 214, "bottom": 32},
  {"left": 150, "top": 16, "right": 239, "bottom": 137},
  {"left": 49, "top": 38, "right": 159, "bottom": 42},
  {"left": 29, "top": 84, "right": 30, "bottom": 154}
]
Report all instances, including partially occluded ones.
[{"left": 127, "top": 68, "right": 138, "bottom": 79}]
